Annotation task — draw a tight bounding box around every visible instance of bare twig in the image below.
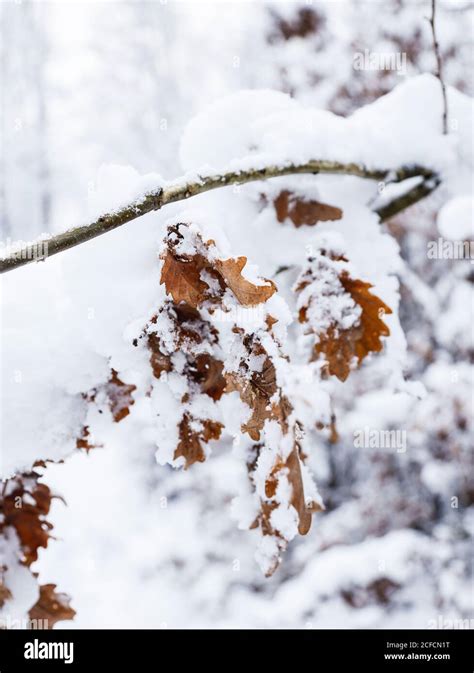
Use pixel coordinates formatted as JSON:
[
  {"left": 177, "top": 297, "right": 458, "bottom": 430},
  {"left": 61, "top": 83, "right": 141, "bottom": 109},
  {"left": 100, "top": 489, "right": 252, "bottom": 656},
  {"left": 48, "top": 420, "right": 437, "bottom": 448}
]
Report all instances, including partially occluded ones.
[
  {"left": 428, "top": 0, "right": 449, "bottom": 134},
  {"left": 375, "top": 173, "right": 441, "bottom": 221},
  {"left": 0, "top": 160, "right": 438, "bottom": 275}
]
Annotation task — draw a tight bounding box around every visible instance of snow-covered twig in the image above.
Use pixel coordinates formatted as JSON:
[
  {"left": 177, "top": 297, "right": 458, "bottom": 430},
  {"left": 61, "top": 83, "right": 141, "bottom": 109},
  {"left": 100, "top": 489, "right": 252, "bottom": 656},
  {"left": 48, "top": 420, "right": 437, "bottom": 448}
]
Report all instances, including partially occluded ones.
[
  {"left": 0, "top": 160, "right": 438, "bottom": 275},
  {"left": 375, "top": 172, "right": 441, "bottom": 221}
]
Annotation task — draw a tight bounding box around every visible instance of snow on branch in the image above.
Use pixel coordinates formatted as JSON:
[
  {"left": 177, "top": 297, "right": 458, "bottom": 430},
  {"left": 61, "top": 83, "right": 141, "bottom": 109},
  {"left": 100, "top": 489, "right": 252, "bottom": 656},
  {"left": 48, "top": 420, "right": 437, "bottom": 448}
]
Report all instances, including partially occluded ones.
[{"left": 0, "top": 160, "right": 439, "bottom": 275}]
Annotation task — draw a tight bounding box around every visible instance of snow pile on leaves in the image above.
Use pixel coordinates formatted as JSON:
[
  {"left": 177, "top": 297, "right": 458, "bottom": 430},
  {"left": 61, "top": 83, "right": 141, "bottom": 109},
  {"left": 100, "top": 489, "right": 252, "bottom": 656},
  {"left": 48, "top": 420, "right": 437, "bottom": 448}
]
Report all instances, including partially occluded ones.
[{"left": 1, "top": 74, "right": 472, "bottom": 627}]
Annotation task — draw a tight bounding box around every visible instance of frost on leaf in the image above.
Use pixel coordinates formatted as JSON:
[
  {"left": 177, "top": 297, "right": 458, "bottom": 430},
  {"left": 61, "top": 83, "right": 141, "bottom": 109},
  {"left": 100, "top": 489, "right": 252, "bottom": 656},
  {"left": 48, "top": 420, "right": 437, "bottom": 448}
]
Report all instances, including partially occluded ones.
[
  {"left": 0, "top": 471, "right": 54, "bottom": 566},
  {"left": 295, "top": 236, "right": 392, "bottom": 381},
  {"left": 160, "top": 223, "right": 276, "bottom": 308},
  {"left": 138, "top": 299, "right": 224, "bottom": 469},
  {"left": 29, "top": 584, "right": 76, "bottom": 629},
  {"left": 214, "top": 258, "right": 276, "bottom": 306},
  {"left": 222, "top": 324, "right": 322, "bottom": 575},
  {"left": 138, "top": 221, "right": 276, "bottom": 469},
  {"left": 106, "top": 369, "right": 136, "bottom": 422},
  {"left": 0, "top": 470, "right": 75, "bottom": 626},
  {"left": 132, "top": 221, "right": 323, "bottom": 574},
  {"left": 261, "top": 442, "right": 323, "bottom": 536},
  {"left": 248, "top": 422, "right": 324, "bottom": 576},
  {"left": 274, "top": 190, "right": 342, "bottom": 227},
  {"left": 76, "top": 369, "right": 136, "bottom": 452},
  {"left": 226, "top": 341, "right": 279, "bottom": 442},
  {"left": 174, "top": 415, "right": 223, "bottom": 468}
]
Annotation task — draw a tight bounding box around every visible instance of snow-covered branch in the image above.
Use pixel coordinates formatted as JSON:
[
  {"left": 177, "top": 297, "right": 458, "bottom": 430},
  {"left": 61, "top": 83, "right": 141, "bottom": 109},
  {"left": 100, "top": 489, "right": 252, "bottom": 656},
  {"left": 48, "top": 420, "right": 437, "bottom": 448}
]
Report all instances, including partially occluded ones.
[{"left": 0, "top": 160, "right": 438, "bottom": 275}]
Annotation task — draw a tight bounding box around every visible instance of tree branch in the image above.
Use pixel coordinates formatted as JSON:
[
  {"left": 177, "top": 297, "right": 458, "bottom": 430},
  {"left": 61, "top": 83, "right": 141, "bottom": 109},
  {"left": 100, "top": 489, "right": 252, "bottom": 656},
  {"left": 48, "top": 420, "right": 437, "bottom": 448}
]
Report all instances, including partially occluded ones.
[
  {"left": 428, "top": 0, "right": 449, "bottom": 134},
  {"left": 0, "top": 160, "right": 439, "bottom": 274},
  {"left": 375, "top": 173, "right": 441, "bottom": 221}
]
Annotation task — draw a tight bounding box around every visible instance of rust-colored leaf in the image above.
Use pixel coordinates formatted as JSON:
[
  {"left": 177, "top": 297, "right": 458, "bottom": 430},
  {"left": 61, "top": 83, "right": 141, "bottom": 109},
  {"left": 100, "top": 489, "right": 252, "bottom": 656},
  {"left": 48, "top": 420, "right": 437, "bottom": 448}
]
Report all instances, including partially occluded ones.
[
  {"left": 106, "top": 369, "right": 136, "bottom": 422},
  {"left": 297, "top": 248, "right": 392, "bottom": 382},
  {"left": 215, "top": 257, "right": 276, "bottom": 306},
  {"left": 264, "top": 444, "right": 323, "bottom": 538},
  {"left": 286, "top": 445, "right": 322, "bottom": 534},
  {"left": 1, "top": 476, "right": 73, "bottom": 626},
  {"left": 0, "top": 474, "right": 53, "bottom": 566},
  {"left": 274, "top": 190, "right": 342, "bottom": 227},
  {"left": 313, "top": 273, "right": 392, "bottom": 381},
  {"left": 174, "top": 415, "right": 223, "bottom": 469},
  {"left": 160, "top": 223, "right": 275, "bottom": 309},
  {"left": 188, "top": 353, "right": 226, "bottom": 401},
  {"left": 148, "top": 333, "right": 173, "bottom": 379},
  {"left": 29, "top": 584, "right": 75, "bottom": 629},
  {"left": 76, "top": 425, "right": 96, "bottom": 452},
  {"left": 160, "top": 251, "right": 210, "bottom": 308},
  {"left": 226, "top": 353, "right": 279, "bottom": 441}
]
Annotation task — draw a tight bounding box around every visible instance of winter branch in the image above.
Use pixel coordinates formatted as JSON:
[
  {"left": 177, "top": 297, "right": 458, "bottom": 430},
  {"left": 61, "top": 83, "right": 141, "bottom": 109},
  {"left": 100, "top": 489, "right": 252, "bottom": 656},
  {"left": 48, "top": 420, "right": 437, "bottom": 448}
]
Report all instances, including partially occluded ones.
[
  {"left": 428, "top": 0, "right": 449, "bottom": 134},
  {"left": 375, "top": 173, "right": 441, "bottom": 221},
  {"left": 0, "top": 160, "right": 439, "bottom": 275}
]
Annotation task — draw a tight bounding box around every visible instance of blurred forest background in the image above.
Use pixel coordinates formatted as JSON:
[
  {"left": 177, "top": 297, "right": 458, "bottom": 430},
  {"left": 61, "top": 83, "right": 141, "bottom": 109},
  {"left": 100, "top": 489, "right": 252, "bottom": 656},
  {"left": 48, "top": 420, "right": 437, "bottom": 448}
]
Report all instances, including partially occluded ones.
[{"left": 0, "top": 0, "right": 473, "bottom": 628}]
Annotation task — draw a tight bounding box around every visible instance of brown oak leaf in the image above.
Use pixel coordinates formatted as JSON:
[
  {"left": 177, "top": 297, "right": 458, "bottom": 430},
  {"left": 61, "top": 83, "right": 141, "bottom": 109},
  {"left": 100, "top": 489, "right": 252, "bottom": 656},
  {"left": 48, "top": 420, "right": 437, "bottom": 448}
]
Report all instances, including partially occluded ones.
[
  {"left": 76, "top": 425, "right": 96, "bottom": 452},
  {"left": 312, "top": 273, "right": 392, "bottom": 381},
  {"left": 274, "top": 190, "right": 342, "bottom": 227},
  {"left": 160, "top": 225, "right": 275, "bottom": 309},
  {"left": 174, "top": 415, "right": 223, "bottom": 469},
  {"left": 187, "top": 353, "right": 226, "bottom": 401},
  {"left": 106, "top": 370, "right": 136, "bottom": 422},
  {"left": 148, "top": 333, "right": 173, "bottom": 379},
  {"left": 264, "top": 444, "right": 323, "bottom": 537},
  {"left": 0, "top": 473, "right": 54, "bottom": 566},
  {"left": 160, "top": 252, "right": 211, "bottom": 308},
  {"left": 215, "top": 257, "right": 276, "bottom": 306},
  {"left": 226, "top": 352, "right": 280, "bottom": 441},
  {"left": 29, "top": 584, "right": 76, "bottom": 628}
]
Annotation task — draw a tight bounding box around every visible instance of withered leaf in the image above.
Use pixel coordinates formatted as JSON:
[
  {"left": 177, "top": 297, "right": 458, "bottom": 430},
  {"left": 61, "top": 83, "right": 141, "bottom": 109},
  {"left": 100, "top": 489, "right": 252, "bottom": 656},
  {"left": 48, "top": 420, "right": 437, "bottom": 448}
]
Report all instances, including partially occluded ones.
[
  {"left": 226, "top": 354, "right": 279, "bottom": 441},
  {"left": 161, "top": 224, "right": 275, "bottom": 309},
  {"left": 148, "top": 333, "right": 173, "bottom": 379},
  {"left": 285, "top": 445, "right": 322, "bottom": 534},
  {"left": 297, "top": 259, "right": 392, "bottom": 382},
  {"left": 76, "top": 425, "right": 96, "bottom": 452},
  {"left": 29, "top": 584, "right": 75, "bottom": 628},
  {"left": 106, "top": 369, "right": 136, "bottom": 422},
  {"left": 265, "top": 444, "right": 322, "bottom": 537},
  {"left": 312, "top": 273, "right": 392, "bottom": 381},
  {"left": 174, "top": 415, "right": 223, "bottom": 469},
  {"left": 188, "top": 353, "right": 226, "bottom": 401},
  {"left": 0, "top": 474, "right": 53, "bottom": 566},
  {"left": 274, "top": 190, "right": 342, "bottom": 227},
  {"left": 160, "top": 252, "right": 211, "bottom": 308},
  {"left": 215, "top": 257, "right": 276, "bottom": 306}
]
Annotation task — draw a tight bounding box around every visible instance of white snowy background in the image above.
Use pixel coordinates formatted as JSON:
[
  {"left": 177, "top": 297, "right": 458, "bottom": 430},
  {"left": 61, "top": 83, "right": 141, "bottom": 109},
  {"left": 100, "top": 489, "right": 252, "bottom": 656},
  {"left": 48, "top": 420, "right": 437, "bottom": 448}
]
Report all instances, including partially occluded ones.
[{"left": 0, "top": 0, "right": 472, "bottom": 628}]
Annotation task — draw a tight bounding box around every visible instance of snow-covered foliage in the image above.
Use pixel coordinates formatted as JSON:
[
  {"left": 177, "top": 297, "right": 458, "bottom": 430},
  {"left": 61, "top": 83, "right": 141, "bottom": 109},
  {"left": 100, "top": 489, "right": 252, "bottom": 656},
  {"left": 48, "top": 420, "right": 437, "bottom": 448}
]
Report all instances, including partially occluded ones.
[{"left": 0, "top": 0, "right": 472, "bottom": 629}]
